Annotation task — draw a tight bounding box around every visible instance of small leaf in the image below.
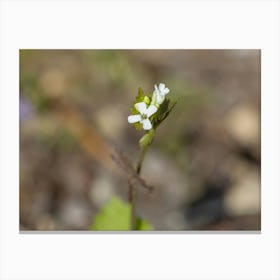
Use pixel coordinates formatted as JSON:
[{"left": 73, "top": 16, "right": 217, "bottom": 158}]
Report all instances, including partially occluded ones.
[
  {"left": 132, "top": 122, "right": 143, "bottom": 130},
  {"left": 159, "top": 99, "right": 177, "bottom": 123},
  {"left": 91, "top": 196, "right": 153, "bottom": 231},
  {"left": 130, "top": 89, "right": 142, "bottom": 114},
  {"left": 139, "top": 129, "right": 155, "bottom": 148},
  {"left": 152, "top": 98, "right": 177, "bottom": 129},
  {"left": 143, "top": 95, "right": 150, "bottom": 105},
  {"left": 136, "top": 217, "right": 153, "bottom": 230},
  {"left": 137, "top": 87, "right": 145, "bottom": 100}
]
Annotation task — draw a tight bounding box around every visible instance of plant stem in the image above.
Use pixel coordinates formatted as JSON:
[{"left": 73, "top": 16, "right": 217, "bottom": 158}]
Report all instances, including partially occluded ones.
[
  {"left": 130, "top": 145, "right": 149, "bottom": 230},
  {"left": 136, "top": 145, "right": 148, "bottom": 175}
]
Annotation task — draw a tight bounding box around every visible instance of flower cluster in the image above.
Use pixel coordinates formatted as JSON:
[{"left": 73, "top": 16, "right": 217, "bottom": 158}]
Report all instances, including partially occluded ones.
[
  {"left": 128, "top": 83, "right": 170, "bottom": 130},
  {"left": 151, "top": 83, "right": 170, "bottom": 106}
]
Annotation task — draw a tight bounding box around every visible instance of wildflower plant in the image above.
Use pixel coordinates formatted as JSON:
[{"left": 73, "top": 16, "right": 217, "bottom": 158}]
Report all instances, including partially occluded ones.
[
  {"left": 92, "top": 83, "right": 176, "bottom": 231},
  {"left": 128, "top": 83, "right": 176, "bottom": 149},
  {"left": 126, "top": 83, "right": 176, "bottom": 230}
]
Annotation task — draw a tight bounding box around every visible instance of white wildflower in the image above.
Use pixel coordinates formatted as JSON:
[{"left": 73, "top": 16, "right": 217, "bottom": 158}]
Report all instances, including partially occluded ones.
[
  {"left": 152, "top": 83, "right": 170, "bottom": 105},
  {"left": 128, "top": 102, "right": 157, "bottom": 130}
]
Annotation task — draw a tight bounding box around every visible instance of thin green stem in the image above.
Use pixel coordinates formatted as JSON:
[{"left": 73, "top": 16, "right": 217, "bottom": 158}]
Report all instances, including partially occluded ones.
[
  {"left": 130, "top": 145, "right": 149, "bottom": 230},
  {"left": 136, "top": 145, "right": 149, "bottom": 175}
]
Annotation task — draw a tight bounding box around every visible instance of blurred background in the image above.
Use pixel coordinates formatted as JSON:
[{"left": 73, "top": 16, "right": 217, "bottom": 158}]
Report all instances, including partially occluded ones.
[{"left": 20, "top": 50, "right": 261, "bottom": 230}]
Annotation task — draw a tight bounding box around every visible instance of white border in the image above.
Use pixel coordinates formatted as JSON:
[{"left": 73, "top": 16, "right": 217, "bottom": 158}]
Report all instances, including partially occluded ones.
[{"left": 1, "top": 1, "right": 279, "bottom": 279}]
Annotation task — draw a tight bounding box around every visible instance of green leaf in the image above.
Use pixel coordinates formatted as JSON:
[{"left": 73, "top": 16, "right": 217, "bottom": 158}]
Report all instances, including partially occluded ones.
[
  {"left": 139, "top": 129, "right": 155, "bottom": 148},
  {"left": 137, "top": 87, "right": 145, "bottom": 101},
  {"left": 91, "top": 196, "right": 153, "bottom": 231},
  {"left": 151, "top": 98, "right": 177, "bottom": 129},
  {"left": 135, "top": 217, "right": 153, "bottom": 230},
  {"left": 130, "top": 87, "right": 145, "bottom": 115}
]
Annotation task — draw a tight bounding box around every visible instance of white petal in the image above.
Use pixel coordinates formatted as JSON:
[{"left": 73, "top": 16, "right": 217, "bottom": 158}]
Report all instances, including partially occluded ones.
[
  {"left": 128, "top": 114, "right": 142, "bottom": 123},
  {"left": 154, "top": 85, "right": 159, "bottom": 92},
  {"left": 146, "top": 104, "right": 157, "bottom": 117},
  {"left": 159, "top": 83, "right": 165, "bottom": 91},
  {"left": 163, "top": 87, "right": 169, "bottom": 95},
  {"left": 156, "top": 93, "right": 165, "bottom": 104},
  {"left": 141, "top": 119, "right": 152, "bottom": 130},
  {"left": 134, "top": 102, "right": 147, "bottom": 115}
]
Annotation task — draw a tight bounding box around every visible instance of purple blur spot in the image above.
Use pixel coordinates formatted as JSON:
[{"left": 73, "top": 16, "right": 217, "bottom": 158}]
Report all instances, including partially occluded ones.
[{"left": 20, "top": 96, "right": 35, "bottom": 121}]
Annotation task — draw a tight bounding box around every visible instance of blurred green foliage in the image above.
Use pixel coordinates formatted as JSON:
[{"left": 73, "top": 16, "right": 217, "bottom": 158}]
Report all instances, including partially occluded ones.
[{"left": 91, "top": 197, "right": 153, "bottom": 231}]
